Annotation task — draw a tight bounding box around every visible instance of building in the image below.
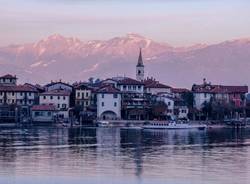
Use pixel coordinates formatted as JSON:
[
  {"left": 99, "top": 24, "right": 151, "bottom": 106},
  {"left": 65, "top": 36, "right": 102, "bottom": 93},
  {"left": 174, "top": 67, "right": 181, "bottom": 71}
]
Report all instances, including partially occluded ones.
[
  {"left": 0, "top": 74, "right": 17, "bottom": 86},
  {"left": 171, "top": 88, "right": 190, "bottom": 98},
  {"left": 157, "top": 94, "right": 175, "bottom": 119},
  {"left": 192, "top": 79, "right": 248, "bottom": 110},
  {"left": 31, "top": 105, "right": 57, "bottom": 123},
  {"left": 174, "top": 98, "right": 189, "bottom": 119},
  {"left": 144, "top": 77, "right": 172, "bottom": 95},
  {"left": 136, "top": 48, "right": 144, "bottom": 81},
  {"left": 39, "top": 89, "right": 71, "bottom": 119},
  {"left": 96, "top": 85, "right": 121, "bottom": 120},
  {"left": 75, "top": 83, "right": 92, "bottom": 111},
  {"left": 44, "top": 80, "right": 73, "bottom": 92}
]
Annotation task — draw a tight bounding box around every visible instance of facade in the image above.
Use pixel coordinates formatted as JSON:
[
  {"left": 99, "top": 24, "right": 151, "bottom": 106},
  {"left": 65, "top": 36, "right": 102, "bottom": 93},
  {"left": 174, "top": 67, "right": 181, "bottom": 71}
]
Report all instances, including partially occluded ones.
[
  {"left": 39, "top": 89, "right": 71, "bottom": 119},
  {"left": 0, "top": 85, "right": 38, "bottom": 106},
  {"left": 96, "top": 85, "right": 121, "bottom": 120},
  {"left": 45, "top": 81, "right": 73, "bottom": 92},
  {"left": 192, "top": 79, "right": 248, "bottom": 110},
  {"left": 136, "top": 49, "right": 144, "bottom": 81},
  {"left": 75, "top": 83, "right": 92, "bottom": 111},
  {"left": 171, "top": 88, "right": 190, "bottom": 98},
  {"left": 0, "top": 74, "right": 17, "bottom": 86},
  {"left": 31, "top": 105, "right": 57, "bottom": 123},
  {"left": 144, "top": 77, "right": 172, "bottom": 95}
]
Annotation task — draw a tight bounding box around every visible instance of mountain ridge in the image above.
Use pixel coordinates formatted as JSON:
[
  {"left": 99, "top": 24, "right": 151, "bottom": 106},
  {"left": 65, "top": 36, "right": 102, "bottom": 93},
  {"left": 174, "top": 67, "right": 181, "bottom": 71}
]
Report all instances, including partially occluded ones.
[{"left": 0, "top": 33, "right": 250, "bottom": 88}]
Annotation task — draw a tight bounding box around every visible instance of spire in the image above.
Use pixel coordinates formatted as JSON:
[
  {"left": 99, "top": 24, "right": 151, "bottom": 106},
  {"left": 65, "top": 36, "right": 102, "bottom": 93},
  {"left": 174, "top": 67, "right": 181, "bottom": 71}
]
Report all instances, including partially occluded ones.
[{"left": 137, "top": 48, "right": 144, "bottom": 67}]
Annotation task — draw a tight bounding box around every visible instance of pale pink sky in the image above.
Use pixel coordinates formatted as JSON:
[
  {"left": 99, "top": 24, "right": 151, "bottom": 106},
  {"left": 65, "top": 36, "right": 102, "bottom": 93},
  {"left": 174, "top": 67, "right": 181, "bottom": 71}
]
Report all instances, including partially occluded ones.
[{"left": 0, "top": 0, "right": 250, "bottom": 46}]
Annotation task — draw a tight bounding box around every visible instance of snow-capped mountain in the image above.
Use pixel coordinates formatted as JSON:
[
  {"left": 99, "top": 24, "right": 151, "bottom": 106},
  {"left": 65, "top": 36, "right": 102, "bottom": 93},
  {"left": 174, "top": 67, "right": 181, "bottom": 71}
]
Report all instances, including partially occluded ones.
[{"left": 0, "top": 33, "right": 250, "bottom": 87}]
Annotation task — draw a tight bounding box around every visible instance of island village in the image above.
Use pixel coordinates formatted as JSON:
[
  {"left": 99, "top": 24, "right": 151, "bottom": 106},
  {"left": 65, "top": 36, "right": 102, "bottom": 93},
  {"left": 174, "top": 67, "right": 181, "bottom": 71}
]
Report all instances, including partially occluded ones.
[{"left": 0, "top": 49, "right": 249, "bottom": 128}]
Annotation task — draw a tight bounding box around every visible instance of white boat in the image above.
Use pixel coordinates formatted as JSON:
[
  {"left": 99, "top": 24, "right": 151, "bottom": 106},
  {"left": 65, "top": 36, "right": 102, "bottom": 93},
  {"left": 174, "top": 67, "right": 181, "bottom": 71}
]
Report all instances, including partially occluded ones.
[
  {"left": 143, "top": 121, "right": 207, "bottom": 130},
  {"left": 97, "top": 120, "right": 112, "bottom": 127},
  {"left": 121, "top": 123, "right": 142, "bottom": 130}
]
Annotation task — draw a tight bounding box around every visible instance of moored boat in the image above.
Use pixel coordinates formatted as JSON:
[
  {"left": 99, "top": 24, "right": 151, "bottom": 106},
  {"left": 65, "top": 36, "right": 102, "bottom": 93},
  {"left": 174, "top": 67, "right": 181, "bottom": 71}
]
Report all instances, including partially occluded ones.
[{"left": 143, "top": 121, "right": 206, "bottom": 130}]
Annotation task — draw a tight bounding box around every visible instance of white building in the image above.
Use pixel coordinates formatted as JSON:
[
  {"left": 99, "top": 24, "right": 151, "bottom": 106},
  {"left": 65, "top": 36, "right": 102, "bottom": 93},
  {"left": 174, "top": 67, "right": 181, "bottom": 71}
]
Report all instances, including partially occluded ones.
[
  {"left": 0, "top": 85, "right": 38, "bottom": 106},
  {"left": 31, "top": 105, "right": 57, "bottom": 123},
  {"left": 144, "top": 77, "right": 172, "bottom": 95},
  {"left": 75, "top": 83, "right": 92, "bottom": 111},
  {"left": 39, "top": 89, "right": 71, "bottom": 119},
  {"left": 96, "top": 85, "right": 121, "bottom": 120},
  {"left": 116, "top": 77, "right": 144, "bottom": 93},
  {"left": 44, "top": 81, "right": 73, "bottom": 92},
  {"left": 0, "top": 74, "right": 17, "bottom": 86}
]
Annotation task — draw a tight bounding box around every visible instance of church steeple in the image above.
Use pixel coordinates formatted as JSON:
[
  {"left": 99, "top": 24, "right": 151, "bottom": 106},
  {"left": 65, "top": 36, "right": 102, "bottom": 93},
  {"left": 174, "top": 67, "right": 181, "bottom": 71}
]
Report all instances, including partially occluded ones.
[
  {"left": 137, "top": 48, "right": 144, "bottom": 67},
  {"left": 136, "top": 48, "right": 144, "bottom": 81}
]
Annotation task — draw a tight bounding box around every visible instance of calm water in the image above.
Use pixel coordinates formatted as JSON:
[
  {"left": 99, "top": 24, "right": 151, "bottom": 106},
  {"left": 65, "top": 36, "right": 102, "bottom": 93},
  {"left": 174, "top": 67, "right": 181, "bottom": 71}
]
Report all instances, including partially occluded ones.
[{"left": 0, "top": 126, "right": 250, "bottom": 184}]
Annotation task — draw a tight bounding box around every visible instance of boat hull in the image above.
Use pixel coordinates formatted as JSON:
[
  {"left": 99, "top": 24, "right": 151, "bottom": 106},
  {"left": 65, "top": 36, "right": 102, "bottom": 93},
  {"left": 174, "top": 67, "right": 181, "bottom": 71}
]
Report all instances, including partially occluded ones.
[{"left": 143, "top": 124, "right": 206, "bottom": 130}]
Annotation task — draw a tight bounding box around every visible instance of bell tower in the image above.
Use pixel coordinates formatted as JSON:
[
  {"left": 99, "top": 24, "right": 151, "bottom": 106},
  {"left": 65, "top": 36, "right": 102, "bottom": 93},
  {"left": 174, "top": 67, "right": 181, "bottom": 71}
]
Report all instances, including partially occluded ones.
[{"left": 136, "top": 48, "right": 144, "bottom": 81}]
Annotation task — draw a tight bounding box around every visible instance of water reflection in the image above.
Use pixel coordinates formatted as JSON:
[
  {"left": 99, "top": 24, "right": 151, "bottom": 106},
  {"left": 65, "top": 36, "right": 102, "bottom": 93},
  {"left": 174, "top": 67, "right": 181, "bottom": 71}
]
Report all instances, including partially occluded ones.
[{"left": 0, "top": 127, "right": 250, "bottom": 184}]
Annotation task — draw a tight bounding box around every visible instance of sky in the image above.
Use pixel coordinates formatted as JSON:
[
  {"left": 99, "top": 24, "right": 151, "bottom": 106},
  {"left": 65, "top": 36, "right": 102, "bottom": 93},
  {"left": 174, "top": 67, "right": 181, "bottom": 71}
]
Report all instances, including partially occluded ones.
[{"left": 0, "top": 0, "right": 250, "bottom": 46}]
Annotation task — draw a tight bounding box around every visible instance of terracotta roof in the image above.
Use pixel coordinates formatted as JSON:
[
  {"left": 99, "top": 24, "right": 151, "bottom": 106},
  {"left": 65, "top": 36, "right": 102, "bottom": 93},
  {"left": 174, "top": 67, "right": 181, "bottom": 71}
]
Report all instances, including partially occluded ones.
[
  {"left": 44, "top": 81, "right": 73, "bottom": 88},
  {"left": 0, "top": 85, "right": 38, "bottom": 92},
  {"left": 74, "top": 83, "right": 92, "bottom": 90},
  {"left": 144, "top": 78, "right": 171, "bottom": 89},
  {"left": 32, "top": 105, "right": 56, "bottom": 111},
  {"left": 41, "top": 89, "right": 71, "bottom": 96},
  {"left": 97, "top": 85, "right": 120, "bottom": 94},
  {"left": 171, "top": 88, "right": 190, "bottom": 93},
  {"left": 0, "top": 74, "right": 17, "bottom": 79},
  {"left": 117, "top": 77, "right": 143, "bottom": 85},
  {"left": 192, "top": 84, "right": 248, "bottom": 94}
]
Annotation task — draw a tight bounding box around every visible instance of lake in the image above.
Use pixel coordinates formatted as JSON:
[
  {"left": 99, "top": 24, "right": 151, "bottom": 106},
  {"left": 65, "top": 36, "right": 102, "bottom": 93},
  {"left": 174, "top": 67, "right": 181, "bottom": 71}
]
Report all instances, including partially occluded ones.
[{"left": 0, "top": 126, "right": 249, "bottom": 184}]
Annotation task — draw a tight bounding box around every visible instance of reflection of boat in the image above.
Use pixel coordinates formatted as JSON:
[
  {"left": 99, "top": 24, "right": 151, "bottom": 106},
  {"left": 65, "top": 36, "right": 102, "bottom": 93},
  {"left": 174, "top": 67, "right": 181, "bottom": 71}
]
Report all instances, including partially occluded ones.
[
  {"left": 121, "top": 123, "right": 142, "bottom": 130},
  {"left": 96, "top": 121, "right": 111, "bottom": 127},
  {"left": 143, "top": 121, "right": 206, "bottom": 130}
]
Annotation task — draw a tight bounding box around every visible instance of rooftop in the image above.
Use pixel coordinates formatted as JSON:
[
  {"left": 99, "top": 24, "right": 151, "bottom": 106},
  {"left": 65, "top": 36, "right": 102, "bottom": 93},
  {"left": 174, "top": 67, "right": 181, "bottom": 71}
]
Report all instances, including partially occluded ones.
[
  {"left": 32, "top": 105, "right": 56, "bottom": 111},
  {"left": 97, "top": 85, "right": 120, "bottom": 94},
  {"left": 41, "top": 89, "right": 71, "bottom": 96},
  {"left": 0, "top": 74, "right": 17, "bottom": 79},
  {"left": 0, "top": 85, "right": 38, "bottom": 92},
  {"left": 144, "top": 78, "right": 171, "bottom": 89}
]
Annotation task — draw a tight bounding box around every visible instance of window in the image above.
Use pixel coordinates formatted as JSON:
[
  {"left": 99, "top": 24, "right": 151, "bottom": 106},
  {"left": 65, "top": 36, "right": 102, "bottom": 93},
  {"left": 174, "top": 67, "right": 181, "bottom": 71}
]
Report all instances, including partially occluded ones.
[
  {"left": 86, "top": 92, "right": 88, "bottom": 97},
  {"left": 168, "top": 102, "right": 171, "bottom": 106},
  {"left": 12, "top": 92, "right": 14, "bottom": 96},
  {"left": 62, "top": 104, "right": 66, "bottom": 108},
  {"left": 133, "top": 86, "right": 136, "bottom": 90},
  {"left": 0, "top": 99, "right": 2, "bottom": 103},
  {"left": 113, "top": 94, "right": 118, "bottom": 98},
  {"left": 43, "top": 96, "right": 46, "bottom": 99},
  {"left": 35, "top": 112, "right": 40, "bottom": 117},
  {"left": 20, "top": 100, "right": 23, "bottom": 104},
  {"left": 29, "top": 100, "right": 32, "bottom": 104},
  {"left": 58, "top": 104, "right": 60, "bottom": 108},
  {"left": 20, "top": 92, "right": 23, "bottom": 96},
  {"left": 86, "top": 101, "right": 88, "bottom": 106},
  {"left": 102, "top": 102, "right": 104, "bottom": 107},
  {"left": 58, "top": 96, "right": 60, "bottom": 100},
  {"left": 138, "top": 86, "right": 141, "bottom": 90},
  {"left": 0, "top": 92, "right": 2, "bottom": 96},
  {"left": 123, "top": 85, "right": 127, "bottom": 90},
  {"left": 128, "top": 86, "right": 131, "bottom": 90},
  {"left": 63, "top": 96, "right": 66, "bottom": 100},
  {"left": 204, "top": 93, "right": 207, "bottom": 98},
  {"left": 50, "top": 96, "right": 53, "bottom": 100},
  {"left": 77, "top": 92, "right": 80, "bottom": 97},
  {"left": 29, "top": 92, "right": 31, "bottom": 96},
  {"left": 12, "top": 99, "right": 15, "bottom": 104},
  {"left": 102, "top": 94, "right": 104, "bottom": 98},
  {"left": 114, "top": 102, "right": 117, "bottom": 107},
  {"left": 47, "top": 112, "right": 52, "bottom": 116}
]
